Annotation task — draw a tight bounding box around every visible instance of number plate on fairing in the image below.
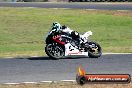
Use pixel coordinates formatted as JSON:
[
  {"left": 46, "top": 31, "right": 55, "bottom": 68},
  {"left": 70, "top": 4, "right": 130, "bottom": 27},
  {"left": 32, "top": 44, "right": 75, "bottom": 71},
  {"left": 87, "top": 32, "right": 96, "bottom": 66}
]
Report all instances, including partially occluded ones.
[{"left": 65, "top": 43, "right": 88, "bottom": 56}]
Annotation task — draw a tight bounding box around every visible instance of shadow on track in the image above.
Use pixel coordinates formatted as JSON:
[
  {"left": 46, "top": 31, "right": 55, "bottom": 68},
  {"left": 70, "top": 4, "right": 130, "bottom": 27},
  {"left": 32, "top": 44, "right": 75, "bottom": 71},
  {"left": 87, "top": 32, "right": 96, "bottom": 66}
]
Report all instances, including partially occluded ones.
[
  {"left": 27, "top": 56, "right": 53, "bottom": 60},
  {"left": 25, "top": 56, "right": 89, "bottom": 60}
]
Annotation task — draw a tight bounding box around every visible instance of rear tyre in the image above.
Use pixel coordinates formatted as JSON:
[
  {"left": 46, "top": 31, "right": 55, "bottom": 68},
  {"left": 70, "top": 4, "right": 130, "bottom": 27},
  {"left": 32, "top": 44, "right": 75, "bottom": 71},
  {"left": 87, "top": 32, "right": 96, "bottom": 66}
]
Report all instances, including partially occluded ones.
[
  {"left": 87, "top": 41, "right": 102, "bottom": 58},
  {"left": 45, "top": 44, "right": 64, "bottom": 60}
]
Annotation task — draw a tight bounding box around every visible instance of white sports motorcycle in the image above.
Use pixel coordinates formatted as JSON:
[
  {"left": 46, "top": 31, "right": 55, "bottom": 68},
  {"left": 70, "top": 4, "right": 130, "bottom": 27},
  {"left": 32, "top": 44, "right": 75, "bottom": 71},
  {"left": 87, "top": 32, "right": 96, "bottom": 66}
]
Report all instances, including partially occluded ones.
[{"left": 45, "top": 29, "right": 102, "bottom": 59}]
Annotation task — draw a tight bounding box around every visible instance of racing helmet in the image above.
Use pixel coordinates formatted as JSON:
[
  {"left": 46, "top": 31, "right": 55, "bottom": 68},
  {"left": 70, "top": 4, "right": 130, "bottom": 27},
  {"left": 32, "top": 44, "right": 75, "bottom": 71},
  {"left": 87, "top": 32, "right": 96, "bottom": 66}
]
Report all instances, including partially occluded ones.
[
  {"left": 71, "top": 31, "right": 80, "bottom": 39},
  {"left": 51, "top": 22, "right": 61, "bottom": 31}
]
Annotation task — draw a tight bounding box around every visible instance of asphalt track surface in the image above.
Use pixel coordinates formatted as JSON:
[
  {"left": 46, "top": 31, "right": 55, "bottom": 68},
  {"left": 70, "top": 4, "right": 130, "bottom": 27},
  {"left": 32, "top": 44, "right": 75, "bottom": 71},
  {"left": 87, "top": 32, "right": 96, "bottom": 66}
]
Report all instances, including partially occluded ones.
[
  {"left": 0, "top": 2, "right": 132, "bottom": 10},
  {"left": 0, "top": 54, "right": 132, "bottom": 83}
]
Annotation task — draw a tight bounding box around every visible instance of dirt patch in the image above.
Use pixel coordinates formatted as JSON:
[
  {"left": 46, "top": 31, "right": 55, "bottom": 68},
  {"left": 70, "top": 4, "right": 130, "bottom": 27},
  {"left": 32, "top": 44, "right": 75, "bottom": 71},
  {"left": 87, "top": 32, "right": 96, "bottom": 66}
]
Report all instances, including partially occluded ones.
[
  {"left": 0, "top": 82, "right": 132, "bottom": 88},
  {"left": 112, "top": 11, "right": 132, "bottom": 17},
  {"left": 80, "top": 10, "right": 132, "bottom": 17}
]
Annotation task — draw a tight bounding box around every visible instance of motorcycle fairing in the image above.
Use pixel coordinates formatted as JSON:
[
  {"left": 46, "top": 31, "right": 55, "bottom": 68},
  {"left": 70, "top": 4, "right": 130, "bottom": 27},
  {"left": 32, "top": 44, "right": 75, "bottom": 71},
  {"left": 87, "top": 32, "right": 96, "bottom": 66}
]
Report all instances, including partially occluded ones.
[
  {"left": 52, "top": 35, "right": 65, "bottom": 45},
  {"left": 65, "top": 43, "right": 88, "bottom": 56}
]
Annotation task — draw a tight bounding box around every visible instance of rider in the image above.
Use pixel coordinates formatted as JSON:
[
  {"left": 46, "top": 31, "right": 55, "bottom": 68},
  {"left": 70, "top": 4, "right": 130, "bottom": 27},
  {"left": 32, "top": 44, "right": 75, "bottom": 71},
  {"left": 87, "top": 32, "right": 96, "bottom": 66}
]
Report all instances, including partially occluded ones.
[{"left": 51, "top": 22, "right": 82, "bottom": 48}]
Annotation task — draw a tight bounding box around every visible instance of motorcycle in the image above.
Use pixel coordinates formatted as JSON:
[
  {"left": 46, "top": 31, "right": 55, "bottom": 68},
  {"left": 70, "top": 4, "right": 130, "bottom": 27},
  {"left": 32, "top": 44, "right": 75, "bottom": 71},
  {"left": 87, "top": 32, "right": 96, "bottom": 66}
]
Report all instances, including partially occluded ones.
[{"left": 45, "top": 29, "right": 102, "bottom": 60}]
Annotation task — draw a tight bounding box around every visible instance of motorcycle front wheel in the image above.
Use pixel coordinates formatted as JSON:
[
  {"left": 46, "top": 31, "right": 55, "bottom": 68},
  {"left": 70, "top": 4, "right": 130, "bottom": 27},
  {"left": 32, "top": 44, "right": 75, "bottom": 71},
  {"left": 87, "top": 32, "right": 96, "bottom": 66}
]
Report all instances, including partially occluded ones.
[
  {"left": 45, "top": 44, "right": 64, "bottom": 60},
  {"left": 87, "top": 41, "right": 102, "bottom": 58}
]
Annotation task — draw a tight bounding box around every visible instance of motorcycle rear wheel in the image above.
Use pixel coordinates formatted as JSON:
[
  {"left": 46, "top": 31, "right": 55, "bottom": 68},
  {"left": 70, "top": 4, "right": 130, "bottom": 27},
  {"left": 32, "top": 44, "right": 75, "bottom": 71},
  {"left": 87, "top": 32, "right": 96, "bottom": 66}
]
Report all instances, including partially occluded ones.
[{"left": 87, "top": 41, "right": 102, "bottom": 58}]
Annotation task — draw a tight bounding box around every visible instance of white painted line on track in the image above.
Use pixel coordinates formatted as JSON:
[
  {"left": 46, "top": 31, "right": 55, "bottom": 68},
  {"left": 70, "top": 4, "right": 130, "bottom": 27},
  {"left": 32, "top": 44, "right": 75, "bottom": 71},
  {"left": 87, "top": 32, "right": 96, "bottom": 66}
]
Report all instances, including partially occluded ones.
[
  {"left": 103, "top": 53, "right": 132, "bottom": 55},
  {"left": 3, "top": 78, "right": 132, "bottom": 85},
  {"left": 22, "top": 82, "right": 38, "bottom": 84},
  {"left": 60, "top": 80, "right": 76, "bottom": 82},
  {"left": 30, "top": 53, "right": 132, "bottom": 58},
  {"left": 117, "top": 10, "right": 130, "bottom": 12},
  {"left": 86, "top": 9, "right": 96, "bottom": 10},
  {"left": 6, "top": 57, "right": 14, "bottom": 58},
  {"left": 32, "top": 56, "right": 39, "bottom": 57},
  {"left": 40, "top": 81, "right": 53, "bottom": 83},
  {"left": 1, "top": 53, "right": 131, "bottom": 59},
  {"left": 4, "top": 83, "right": 20, "bottom": 85},
  {"left": 29, "top": 53, "right": 132, "bottom": 58},
  {"left": 51, "top": 8, "right": 71, "bottom": 10}
]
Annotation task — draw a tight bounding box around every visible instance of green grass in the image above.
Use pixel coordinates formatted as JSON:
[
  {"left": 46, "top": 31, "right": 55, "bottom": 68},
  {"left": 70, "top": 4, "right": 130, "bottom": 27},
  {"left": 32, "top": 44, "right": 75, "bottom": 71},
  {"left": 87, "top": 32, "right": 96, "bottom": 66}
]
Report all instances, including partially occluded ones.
[{"left": 0, "top": 8, "right": 132, "bottom": 57}]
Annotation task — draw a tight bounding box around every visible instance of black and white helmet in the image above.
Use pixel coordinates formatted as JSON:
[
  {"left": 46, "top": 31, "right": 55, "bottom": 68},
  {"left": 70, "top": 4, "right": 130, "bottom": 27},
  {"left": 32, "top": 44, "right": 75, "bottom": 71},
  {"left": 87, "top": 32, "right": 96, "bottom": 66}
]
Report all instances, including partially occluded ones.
[{"left": 71, "top": 31, "right": 80, "bottom": 39}]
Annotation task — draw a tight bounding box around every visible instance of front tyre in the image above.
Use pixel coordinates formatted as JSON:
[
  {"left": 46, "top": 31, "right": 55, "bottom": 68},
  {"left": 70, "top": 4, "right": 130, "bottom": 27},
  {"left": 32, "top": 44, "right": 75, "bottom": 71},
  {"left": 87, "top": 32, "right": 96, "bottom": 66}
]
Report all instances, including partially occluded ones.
[
  {"left": 88, "top": 41, "right": 102, "bottom": 58},
  {"left": 45, "top": 44, "right": 64, "bottom": 60}
]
